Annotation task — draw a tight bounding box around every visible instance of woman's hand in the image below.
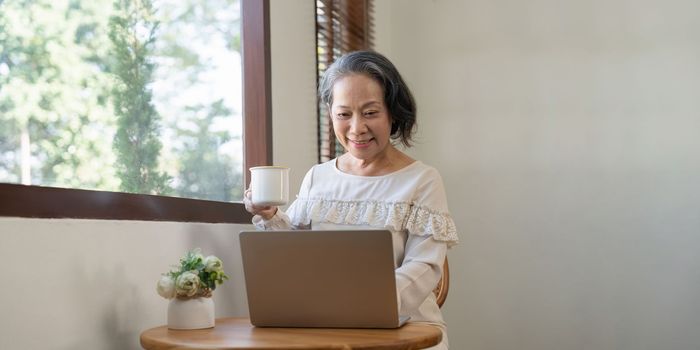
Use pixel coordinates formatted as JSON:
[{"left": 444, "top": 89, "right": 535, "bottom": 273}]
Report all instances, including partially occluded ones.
[{"left": 244, "top": 188, "right": 278, "bottom": 220}]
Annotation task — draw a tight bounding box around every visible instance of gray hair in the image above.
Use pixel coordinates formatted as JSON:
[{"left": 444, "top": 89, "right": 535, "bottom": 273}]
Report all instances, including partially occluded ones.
[{"left": 319, "top": 50, "right": 416, "bottom": 147}]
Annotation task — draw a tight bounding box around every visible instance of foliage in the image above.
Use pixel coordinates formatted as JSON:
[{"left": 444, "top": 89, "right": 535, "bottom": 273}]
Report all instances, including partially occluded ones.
[
  {"left": 153, "top": 0, "right": 243, "bottom": 201},
  {"left": 0, "top": 0, "right": 244, "bottom": 201},
  {"left": 0, "top": 0, "right": 118, "bottom": 189},
  {"left": 109, "top": 0, "right": 170, "bottom": 194},
  {"left": 156, "top": 248, "right": 228, "bottom": 299},
  {"left": 175, "top": 100, "right": 243, "bottom": 201}
]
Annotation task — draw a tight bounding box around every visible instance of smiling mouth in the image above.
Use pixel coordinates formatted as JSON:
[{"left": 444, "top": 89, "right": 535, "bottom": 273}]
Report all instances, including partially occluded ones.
[{"left": 350, "top": 139, "right": 372, "bottom": 144}]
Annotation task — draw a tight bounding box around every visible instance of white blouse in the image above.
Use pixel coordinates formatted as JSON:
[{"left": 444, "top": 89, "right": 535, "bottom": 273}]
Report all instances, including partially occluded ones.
[{"left": 252, "top": 159, "right": 458, "bottom": 348}]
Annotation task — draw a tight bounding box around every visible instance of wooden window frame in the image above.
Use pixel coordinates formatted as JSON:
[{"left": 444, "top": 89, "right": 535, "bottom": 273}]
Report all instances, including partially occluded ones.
[{"left": 0, "top": 0, "right": 271, "bottom": 224}]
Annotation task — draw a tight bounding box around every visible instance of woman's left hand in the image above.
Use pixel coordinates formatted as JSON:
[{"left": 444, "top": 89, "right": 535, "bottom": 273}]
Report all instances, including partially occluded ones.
[{"left": 243, "top": 188, "right": 278, "bottom": 220}]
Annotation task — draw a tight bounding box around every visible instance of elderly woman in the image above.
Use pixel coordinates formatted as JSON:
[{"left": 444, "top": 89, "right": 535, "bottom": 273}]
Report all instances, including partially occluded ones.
[{"left": 244, "top": 50, "right": 458, "bottom": 349}]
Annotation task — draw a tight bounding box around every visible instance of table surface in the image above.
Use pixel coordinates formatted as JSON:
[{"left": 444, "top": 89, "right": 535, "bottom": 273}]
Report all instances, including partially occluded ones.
[{"left": 140, "top": 317, "right": 442, "bottom": 350}]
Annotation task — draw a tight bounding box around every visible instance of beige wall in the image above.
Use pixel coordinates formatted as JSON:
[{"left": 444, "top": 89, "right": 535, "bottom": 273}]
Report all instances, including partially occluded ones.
[{"left": 374, "top": 1, "right": 700, "bottom": 349}]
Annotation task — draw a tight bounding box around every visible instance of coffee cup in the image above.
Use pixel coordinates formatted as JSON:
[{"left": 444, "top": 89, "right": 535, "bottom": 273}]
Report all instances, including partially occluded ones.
[{"left": 249, "top": 166, "right": 290, "bottom": 206}]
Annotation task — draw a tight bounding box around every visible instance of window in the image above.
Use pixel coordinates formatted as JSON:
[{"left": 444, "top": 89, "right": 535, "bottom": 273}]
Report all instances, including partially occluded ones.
[
  {"left": 0, "top": 0, "right": 270, "bottom": 223},
  {"left": 315, "top": 0, "right": 373, "bottom": 163}
]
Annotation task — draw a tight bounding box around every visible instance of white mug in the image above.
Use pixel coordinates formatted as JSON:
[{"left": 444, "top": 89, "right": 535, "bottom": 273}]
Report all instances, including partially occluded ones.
[{"left": 249, "top": 166, "right": 290, "bottom": 206}]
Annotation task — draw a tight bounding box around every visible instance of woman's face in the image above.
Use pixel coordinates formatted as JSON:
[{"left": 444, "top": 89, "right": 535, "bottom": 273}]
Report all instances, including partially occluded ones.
[{"left": 330, "top": 74, "right": 392, "bottom": 162}]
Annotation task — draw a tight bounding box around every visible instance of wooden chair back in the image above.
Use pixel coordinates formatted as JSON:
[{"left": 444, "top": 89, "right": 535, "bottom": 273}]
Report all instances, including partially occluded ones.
[{"left": 433, "top": 258, "right": 449, "bottom": 308}]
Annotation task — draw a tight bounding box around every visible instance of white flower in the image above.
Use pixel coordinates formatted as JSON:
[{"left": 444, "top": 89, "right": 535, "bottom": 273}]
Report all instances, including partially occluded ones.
[
  {"left": 156, "top": 275, "right": 176, "bottom": 299},
  {"left": 175, "top": 271, "right": 200, "bottom": 297},
  {"left": 157, "top": 250, "right": 228, "bottom": 299},
  {"left": 204, "top": 255, "right": 223, "bottom": 272}
]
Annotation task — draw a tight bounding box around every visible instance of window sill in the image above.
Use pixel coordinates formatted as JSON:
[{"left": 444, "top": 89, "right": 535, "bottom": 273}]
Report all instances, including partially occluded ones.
[{"left": 0, "top": 183, "right": 252, "bottom": 224}]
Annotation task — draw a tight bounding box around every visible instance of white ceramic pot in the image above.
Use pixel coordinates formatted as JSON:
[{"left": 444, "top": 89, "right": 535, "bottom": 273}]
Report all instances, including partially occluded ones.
[{"left": 167, "top": 297, "right": 215, "bottom": 330}]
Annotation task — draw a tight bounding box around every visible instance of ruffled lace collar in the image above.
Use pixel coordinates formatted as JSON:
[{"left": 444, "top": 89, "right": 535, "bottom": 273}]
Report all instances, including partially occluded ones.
[{"left": 290, "top": 197, "right": 459, "bottom": 247}]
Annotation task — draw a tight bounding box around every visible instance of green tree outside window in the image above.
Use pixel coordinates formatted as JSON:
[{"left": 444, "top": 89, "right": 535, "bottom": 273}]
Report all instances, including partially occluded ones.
[{"left": 0, "top": 0, "right": 243, "bottom": 201}]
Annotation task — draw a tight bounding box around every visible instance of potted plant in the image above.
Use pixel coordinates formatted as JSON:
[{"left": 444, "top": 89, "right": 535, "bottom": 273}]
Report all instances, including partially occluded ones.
[{"left": 156, "top": 249, "right": 228, "bottom": 329}]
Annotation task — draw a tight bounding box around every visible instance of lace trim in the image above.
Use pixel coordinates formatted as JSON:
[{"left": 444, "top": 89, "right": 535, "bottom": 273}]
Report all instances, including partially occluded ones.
[{"left": 291, "top": 198, "right": 459, "bottom": 246}]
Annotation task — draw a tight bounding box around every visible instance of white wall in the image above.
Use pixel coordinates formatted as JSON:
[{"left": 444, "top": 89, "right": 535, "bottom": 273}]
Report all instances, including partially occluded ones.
[{"left": 374, "top": 1, "right": 700, "bottom": 349}]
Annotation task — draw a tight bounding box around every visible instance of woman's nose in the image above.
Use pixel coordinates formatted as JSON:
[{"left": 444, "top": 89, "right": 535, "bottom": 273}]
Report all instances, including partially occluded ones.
[{"left": 349, "top": 115, "right": 367, "bottom": 134}]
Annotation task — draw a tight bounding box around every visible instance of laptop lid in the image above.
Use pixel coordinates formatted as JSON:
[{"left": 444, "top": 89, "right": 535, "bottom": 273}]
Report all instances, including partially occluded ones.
[{"left": 239, "top": 229, "right": 407, "bottom": 328}]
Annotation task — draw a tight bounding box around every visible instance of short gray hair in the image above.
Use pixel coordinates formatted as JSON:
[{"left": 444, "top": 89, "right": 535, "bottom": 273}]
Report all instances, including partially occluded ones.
[{"left": 319, "top": 51, "right": 416, "bottom": 147}]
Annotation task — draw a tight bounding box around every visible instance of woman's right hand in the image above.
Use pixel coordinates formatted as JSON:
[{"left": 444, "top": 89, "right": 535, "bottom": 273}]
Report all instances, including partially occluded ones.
[{"left": 244, "top": 188, "right": 278, "bottom": 220}]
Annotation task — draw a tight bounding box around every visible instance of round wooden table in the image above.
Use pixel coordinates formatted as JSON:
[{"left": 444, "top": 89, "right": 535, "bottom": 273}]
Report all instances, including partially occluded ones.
[{"left": 140, "top": 317, "right": 442, "bottom": 350}]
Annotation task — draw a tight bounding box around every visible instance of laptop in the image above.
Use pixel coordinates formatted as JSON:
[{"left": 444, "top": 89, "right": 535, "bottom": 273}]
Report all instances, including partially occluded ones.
[{"left": 239, "top": 229, "right": 409, "bottom": 328}]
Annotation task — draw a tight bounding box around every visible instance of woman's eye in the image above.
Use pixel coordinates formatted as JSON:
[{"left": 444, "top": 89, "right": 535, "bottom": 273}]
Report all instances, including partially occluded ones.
[
  {"left": 336, "top": 113, "right": 350, "bottom": 119},
  {"left": 364, "top": 111, "right": 378, "bottom": 117}
]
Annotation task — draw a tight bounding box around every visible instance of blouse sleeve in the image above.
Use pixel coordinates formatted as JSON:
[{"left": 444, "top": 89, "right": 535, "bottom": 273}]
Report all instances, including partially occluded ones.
[
  {"left": 405, "top": 168, "right": 459, "bottom": 246},
  {"left": 395, "top": 166, "right": 456, "bottom": 314},
  {"left": 395, "top": 234, "right": 447, "bottom": 314},
  {"left": 251, "top": 210, "right": 293, "bottom": 230}
]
